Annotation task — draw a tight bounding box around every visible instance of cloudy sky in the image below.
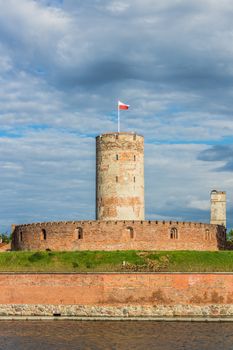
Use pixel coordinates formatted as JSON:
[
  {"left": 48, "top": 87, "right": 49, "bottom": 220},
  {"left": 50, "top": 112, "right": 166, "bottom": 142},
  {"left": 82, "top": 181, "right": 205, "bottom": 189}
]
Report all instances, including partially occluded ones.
[{"left": 1, "top": 0, "right": 233, "bottom": 232}]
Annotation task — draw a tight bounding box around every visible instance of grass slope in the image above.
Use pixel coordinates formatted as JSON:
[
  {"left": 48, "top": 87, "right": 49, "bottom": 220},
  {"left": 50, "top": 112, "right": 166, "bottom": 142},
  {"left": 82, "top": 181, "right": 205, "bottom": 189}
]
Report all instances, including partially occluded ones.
[{"left": 0, "top": 250, "right": 233, "bottom": 272}]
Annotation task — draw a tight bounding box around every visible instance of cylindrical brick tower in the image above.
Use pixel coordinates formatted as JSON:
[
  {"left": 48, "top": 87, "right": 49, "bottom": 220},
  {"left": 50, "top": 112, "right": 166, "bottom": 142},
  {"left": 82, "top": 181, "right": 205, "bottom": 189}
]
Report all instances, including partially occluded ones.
[{"left": 96, "top": 132, "right": 144, "bottom": 220}]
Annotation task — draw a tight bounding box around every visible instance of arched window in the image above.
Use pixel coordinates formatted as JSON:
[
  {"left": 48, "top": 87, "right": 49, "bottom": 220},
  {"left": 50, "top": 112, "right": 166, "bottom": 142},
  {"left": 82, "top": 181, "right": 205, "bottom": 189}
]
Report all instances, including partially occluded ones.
[
  {"left": 41, "top": 229, "right": 47, "bottom": 241},
  {"left": 170, "top": 227, "right": 178, "bottom": 239},
  {"left": 127, "top": 226, "right": 134, "bottom": 239},
  {"left": 75, "top": 227, "right": 83, "bottom": 240},
  {"left": 205, "top": 229, "right": 211, "bottom": 240}
]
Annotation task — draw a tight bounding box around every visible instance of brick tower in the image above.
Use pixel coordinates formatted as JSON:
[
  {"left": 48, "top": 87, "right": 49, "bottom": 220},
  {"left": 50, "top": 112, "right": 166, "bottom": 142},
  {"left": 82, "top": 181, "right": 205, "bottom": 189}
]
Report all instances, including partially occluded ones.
[
  {"left": 96, "top": 132, "right": 144, "bottom": 220},
  {"left": 210, "top": 190, "right": 226, "bottom": 227}
]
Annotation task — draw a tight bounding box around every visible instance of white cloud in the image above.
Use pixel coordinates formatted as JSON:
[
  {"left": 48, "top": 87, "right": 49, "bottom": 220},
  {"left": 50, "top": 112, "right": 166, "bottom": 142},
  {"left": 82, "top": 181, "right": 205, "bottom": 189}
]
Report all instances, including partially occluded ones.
[
  {"left": 145, "top": 143, "right": 232, "bottom": 223},
  {"left": 106, "top": 2, "right": 130, "bottom": 14},
  {"left": 187, "top": 199, "right": 210, "bottom": 211},
  {"left": 1, "top": 0, "right": 233, "bottom": 231}
]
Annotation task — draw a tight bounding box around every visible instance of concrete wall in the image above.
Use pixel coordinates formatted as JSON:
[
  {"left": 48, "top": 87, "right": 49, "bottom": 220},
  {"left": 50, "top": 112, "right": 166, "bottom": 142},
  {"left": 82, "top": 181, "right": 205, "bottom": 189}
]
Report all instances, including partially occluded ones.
[
  {"left": 96, "top": 132, "right": 144, "bottom": 220},
  {"left": 12, "top": 220, "right": 226, "bottom": 251},
  {"left": 0, "top": 273, "right": 233, "bottom": 318}
]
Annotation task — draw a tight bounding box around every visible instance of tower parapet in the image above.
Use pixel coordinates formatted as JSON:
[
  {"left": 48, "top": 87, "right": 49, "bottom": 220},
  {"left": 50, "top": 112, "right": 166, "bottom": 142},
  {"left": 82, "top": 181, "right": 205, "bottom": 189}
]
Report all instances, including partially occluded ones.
[
  {"left": 96, "top": 132, "right": 144, "bottom": 220},
  {"left": 210, "top": 190, "right": 226, "bottom": 227}
]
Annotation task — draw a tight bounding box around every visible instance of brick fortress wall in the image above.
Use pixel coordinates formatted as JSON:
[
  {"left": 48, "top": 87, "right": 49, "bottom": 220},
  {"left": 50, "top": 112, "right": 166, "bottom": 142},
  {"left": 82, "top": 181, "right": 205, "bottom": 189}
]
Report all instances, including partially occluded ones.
[
  {"left": 12, "top": 220, "right": 226, "bottom": 251},
  {"left": 0, "top": 272, "right": 232, "bottom": 318}
]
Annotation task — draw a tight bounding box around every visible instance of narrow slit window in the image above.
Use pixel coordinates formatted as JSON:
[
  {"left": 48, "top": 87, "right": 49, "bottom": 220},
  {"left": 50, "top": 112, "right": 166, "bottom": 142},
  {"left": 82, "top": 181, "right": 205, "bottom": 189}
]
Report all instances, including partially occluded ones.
[
  {"left": 116, "top": 176, "right": 118, "bottom": 183},
  {"left": 127, "top": 226, "right": 134, "bottom": 239},
  {"left": 41, "top": 229, "right": 47, "bottom": 240},
  {"left": 134, "top": 155, "right": 136, "bottom": 161},
  {"left": 75, "top": 227, "right": 83, "bottom": 240},
  {"left": 116, "top": 154, "right": 119, "bottom": 160},
  {"left": 19, "top": 232, "right": 23, "bottom": 242},
  {"left": 134, "top": 176, "right": 136, "bottom": 183}
]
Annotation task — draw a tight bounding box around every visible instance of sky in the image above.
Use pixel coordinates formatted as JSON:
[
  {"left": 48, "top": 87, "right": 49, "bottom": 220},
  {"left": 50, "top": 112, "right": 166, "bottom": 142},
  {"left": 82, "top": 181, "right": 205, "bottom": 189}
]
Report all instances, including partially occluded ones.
[{"left": 1, "top": 0, "right": 233, "bottom": 232}]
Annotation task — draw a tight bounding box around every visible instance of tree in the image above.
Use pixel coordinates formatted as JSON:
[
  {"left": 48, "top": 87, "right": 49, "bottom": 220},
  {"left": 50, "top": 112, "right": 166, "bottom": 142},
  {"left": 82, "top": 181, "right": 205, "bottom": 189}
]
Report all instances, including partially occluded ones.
[
  {"left": 227, "top": 229, "right": 233, "bottom": 242},
  {"left": 0, "top": 233, "right": 11, "bottom": 244}
]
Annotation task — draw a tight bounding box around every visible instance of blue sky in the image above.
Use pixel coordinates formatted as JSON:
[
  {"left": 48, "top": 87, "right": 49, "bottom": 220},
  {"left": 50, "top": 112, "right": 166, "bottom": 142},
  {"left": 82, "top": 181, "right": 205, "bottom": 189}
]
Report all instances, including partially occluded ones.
[{"left": 1, "top": 0, "right": 233, "bottom": 232}]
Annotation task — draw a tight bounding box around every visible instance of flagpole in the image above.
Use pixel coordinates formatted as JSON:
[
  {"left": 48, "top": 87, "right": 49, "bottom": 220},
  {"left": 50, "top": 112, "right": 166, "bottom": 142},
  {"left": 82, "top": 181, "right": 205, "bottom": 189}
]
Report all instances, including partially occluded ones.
[
  {"left": 118, "top": 103, "right": 120, "bottom": 132},
  {"left": 117, "top": 100, "right": 129, "bottom": 132}
]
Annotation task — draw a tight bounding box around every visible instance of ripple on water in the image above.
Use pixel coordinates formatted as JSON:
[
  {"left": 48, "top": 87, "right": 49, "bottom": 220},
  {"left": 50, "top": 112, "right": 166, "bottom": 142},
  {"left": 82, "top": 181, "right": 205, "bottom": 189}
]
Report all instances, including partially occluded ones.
[{"left": 0, "top": 321, "right": 232, "bottom": 350}]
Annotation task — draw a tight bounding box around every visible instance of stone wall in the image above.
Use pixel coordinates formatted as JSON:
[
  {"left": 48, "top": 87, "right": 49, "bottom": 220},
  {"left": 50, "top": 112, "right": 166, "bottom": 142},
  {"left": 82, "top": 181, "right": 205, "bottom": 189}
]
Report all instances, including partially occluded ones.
[
  {"left": 0, "top": 272, "right": 232, "bottom": 318},
  {"left": 12, "top": 220, "right": 226, "bottom": 251}
]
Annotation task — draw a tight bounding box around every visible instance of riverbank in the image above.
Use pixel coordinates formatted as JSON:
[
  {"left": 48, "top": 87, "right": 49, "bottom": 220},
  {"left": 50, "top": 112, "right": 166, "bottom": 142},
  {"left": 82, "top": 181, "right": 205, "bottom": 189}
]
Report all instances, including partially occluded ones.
[{"left": 1, "top": 250, "right": 233, "bottom": 272}]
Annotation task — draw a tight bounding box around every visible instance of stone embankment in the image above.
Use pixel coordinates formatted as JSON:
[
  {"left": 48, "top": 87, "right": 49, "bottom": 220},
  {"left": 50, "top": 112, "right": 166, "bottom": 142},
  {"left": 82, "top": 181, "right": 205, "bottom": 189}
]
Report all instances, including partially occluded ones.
[{"left": 0, "top": 272, "right": 232, "bottom": 319}]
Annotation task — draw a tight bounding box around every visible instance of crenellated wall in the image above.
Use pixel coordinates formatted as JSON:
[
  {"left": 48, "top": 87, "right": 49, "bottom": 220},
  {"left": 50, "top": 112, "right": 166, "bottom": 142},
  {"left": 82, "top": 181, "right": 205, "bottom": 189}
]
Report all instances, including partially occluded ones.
[{"left": 11, "top": 220, "right": 226, "bottom": 251}]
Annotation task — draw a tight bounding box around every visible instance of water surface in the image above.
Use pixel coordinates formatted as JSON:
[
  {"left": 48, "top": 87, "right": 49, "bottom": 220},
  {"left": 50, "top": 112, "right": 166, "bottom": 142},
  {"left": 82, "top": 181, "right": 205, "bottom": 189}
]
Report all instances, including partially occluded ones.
[{"left": 0, "top": 320, "right": 232, "bottom": 349}]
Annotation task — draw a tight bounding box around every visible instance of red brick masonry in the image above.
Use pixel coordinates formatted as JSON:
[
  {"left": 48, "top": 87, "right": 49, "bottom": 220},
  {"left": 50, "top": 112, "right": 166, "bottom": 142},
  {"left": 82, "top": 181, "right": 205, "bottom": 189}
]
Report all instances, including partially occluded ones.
[
  {"left": 0, "top": 273, "right": 232, "bottom": 318},
  {"left": 0, "top": 273, "right": 231, "bottom": 305},
  {"left": 12, "top": 220, "right": 226, "bottom": 251}
]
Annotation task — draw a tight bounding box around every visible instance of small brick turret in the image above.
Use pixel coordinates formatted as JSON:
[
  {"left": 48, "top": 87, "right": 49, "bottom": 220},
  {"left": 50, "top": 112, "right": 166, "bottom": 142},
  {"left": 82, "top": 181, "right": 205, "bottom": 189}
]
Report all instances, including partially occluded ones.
[{"left": 210, "top": 190, "right": 226, "bottom": 227}]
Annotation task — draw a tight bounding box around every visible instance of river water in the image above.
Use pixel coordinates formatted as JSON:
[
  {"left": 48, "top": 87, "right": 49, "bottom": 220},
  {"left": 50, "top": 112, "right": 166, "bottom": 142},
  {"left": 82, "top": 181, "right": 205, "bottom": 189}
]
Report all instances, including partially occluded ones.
[{"left": 0, "top": 320, "right": 232, "bottom": 349}]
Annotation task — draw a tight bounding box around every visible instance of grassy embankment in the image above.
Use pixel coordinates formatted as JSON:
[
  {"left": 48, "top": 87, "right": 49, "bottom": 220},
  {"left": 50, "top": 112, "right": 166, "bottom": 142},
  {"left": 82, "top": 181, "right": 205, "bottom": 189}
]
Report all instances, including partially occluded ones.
[{"left": 0, "top": 250, "right": 233, "bottom": 272}]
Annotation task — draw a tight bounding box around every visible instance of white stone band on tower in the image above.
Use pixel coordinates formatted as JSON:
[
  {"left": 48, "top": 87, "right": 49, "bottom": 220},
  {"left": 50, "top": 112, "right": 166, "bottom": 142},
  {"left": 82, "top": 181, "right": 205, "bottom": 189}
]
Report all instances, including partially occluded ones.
[
  {"left": 210, "top": 190, "right": 226, "bottom": 227},
  {"left": 96, "top": 132, "right": 145, "bottom": 220}
]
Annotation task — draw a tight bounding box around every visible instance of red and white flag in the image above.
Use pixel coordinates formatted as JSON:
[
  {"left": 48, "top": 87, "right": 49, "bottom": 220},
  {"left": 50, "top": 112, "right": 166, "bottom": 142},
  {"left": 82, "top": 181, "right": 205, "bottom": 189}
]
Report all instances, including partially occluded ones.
[{"left": 118, "top": 100, "right": 130, "bottom": 110}]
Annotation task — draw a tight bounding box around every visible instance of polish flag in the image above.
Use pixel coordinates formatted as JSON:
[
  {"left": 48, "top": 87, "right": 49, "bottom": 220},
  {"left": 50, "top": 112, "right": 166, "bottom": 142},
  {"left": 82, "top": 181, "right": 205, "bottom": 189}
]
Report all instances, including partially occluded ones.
[{"left": 118, "top": 101, "right": 130, "bottom": 110}]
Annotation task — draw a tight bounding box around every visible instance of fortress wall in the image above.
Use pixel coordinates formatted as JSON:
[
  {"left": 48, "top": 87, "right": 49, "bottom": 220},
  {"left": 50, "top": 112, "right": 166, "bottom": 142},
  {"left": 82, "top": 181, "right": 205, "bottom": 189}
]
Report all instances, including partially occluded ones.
[
  {"left": 0, "top": 272, "right": 232, "bottom": 318},
  {"left": 12, "top": 221, "right": 226, "bottom": 251}
]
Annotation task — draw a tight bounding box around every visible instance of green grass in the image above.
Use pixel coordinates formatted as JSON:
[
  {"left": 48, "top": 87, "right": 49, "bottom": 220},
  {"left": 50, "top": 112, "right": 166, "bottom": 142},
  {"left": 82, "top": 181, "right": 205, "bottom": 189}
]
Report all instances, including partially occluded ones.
[{"left": 0, "top": 250, "right": 233, "bottom": 272}]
